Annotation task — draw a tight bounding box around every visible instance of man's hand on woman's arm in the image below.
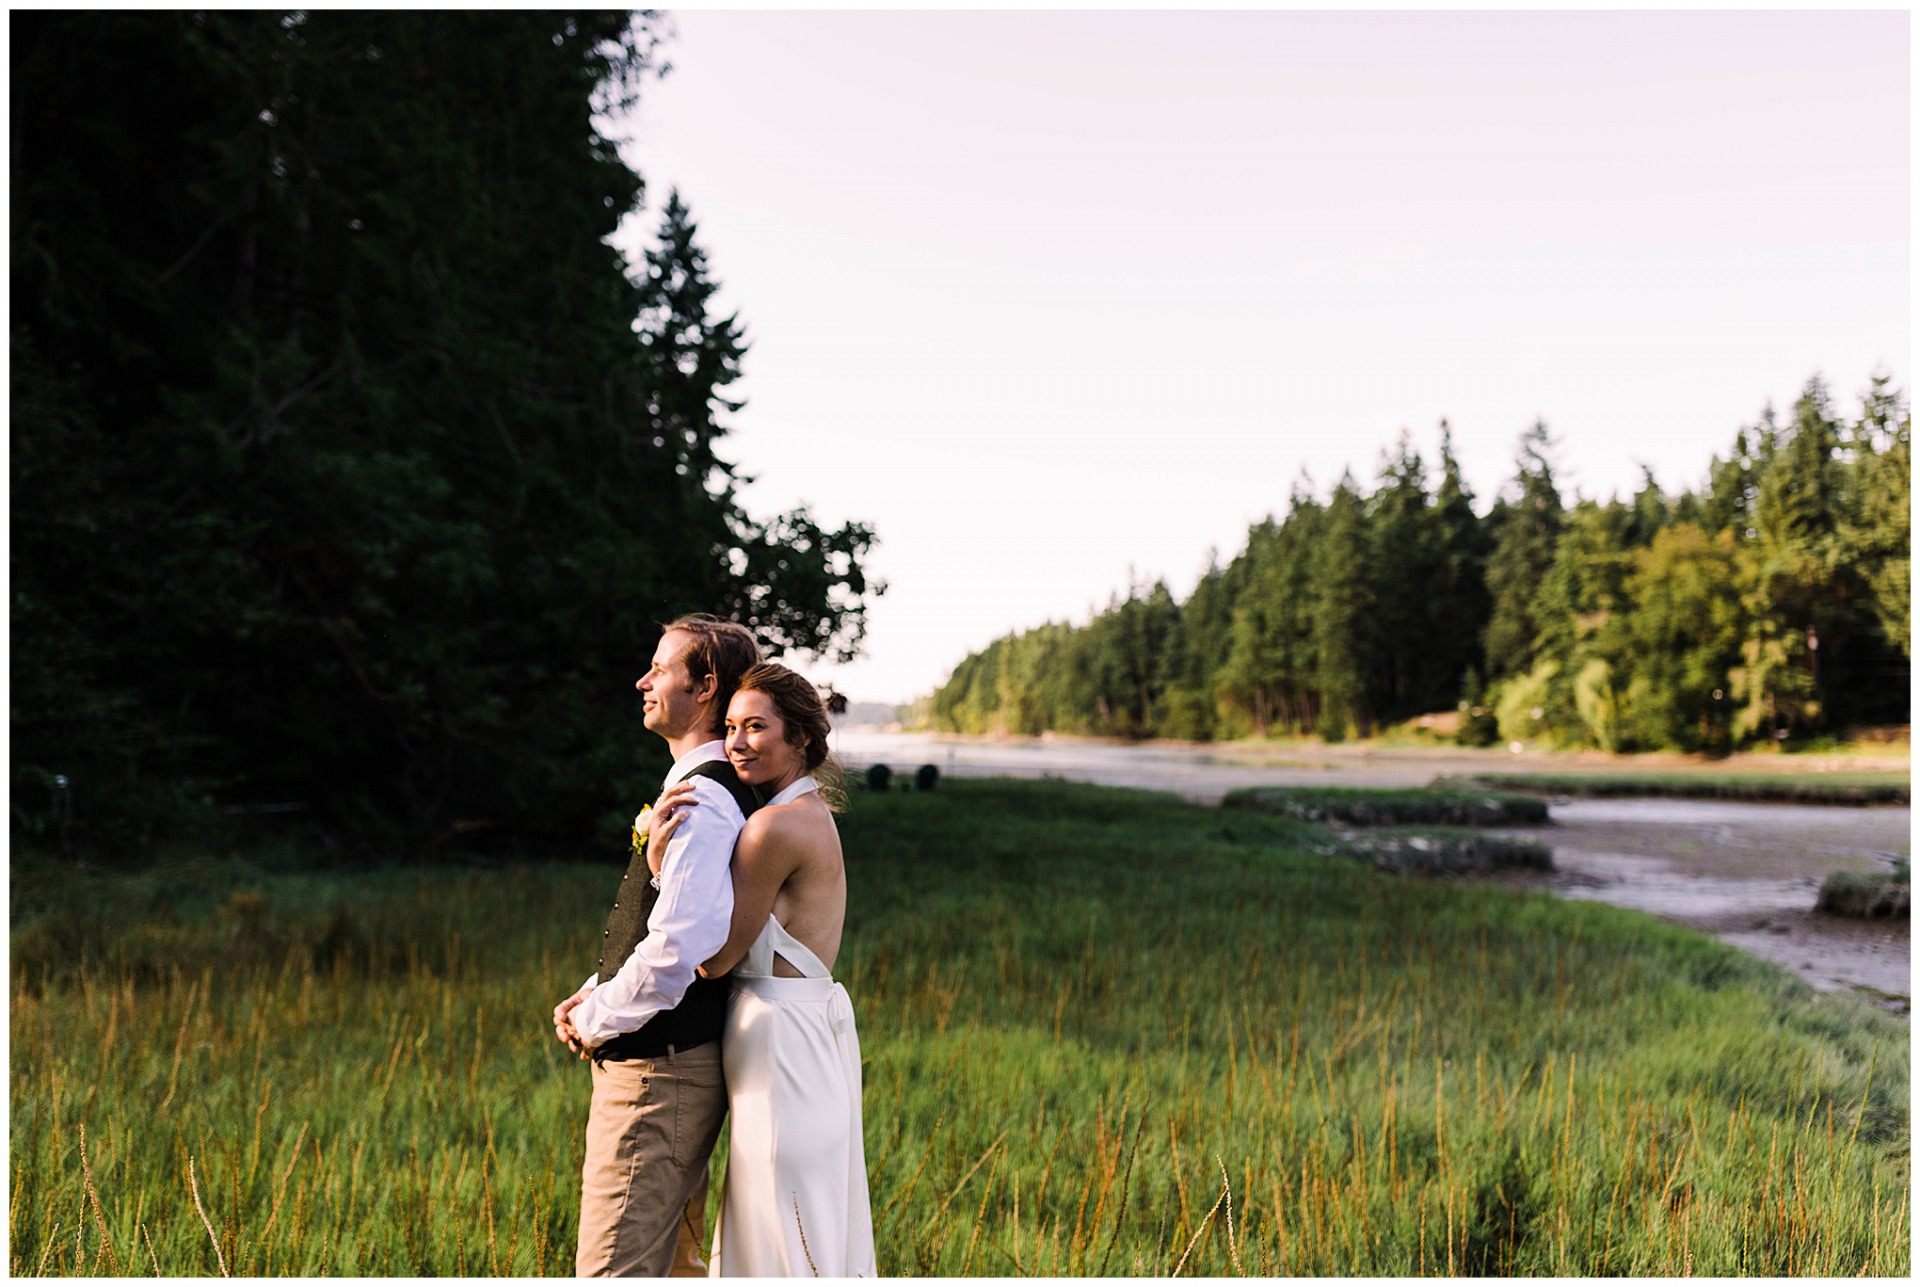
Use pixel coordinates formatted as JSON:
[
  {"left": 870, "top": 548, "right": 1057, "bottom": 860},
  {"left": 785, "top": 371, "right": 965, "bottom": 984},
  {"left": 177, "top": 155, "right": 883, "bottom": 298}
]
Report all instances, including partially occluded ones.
[{"left": 645, "top": 781, "right": 699, "bottom": 874}]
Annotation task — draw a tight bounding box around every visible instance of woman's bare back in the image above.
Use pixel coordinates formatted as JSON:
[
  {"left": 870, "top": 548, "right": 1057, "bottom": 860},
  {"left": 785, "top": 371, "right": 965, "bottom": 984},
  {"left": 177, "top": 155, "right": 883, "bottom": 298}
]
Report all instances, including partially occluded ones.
[{"left": 748, "top": 793, "right": 846, "bottom": 977}]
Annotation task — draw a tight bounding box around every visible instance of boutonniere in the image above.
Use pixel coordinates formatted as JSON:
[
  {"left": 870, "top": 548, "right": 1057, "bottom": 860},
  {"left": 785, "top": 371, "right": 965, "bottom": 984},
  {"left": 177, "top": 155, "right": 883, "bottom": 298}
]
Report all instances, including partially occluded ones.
[{"left": 631, "top": 805, "right": 652, "bottom": 859}]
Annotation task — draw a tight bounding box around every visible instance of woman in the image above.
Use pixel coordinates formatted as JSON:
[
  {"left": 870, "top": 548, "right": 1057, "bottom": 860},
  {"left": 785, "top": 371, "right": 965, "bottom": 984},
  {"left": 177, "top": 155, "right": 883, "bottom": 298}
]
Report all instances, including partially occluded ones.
[{"left": 646, "top": 662, "right": 877, "bottom": 1278}]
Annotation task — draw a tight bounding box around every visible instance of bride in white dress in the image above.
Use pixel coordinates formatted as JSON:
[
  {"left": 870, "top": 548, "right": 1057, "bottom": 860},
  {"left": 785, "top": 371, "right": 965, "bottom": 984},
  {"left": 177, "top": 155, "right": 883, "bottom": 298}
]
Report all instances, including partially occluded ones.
[{"left": 647, "top": 662, "right": 876, "bottom": 1277}]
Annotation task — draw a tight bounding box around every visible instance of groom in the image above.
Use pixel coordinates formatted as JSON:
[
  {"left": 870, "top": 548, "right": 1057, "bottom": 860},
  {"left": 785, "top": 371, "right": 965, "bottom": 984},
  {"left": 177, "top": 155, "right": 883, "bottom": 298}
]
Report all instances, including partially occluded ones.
[{"left": 553, "top": 613, "right": 763, "bottom": 1277}]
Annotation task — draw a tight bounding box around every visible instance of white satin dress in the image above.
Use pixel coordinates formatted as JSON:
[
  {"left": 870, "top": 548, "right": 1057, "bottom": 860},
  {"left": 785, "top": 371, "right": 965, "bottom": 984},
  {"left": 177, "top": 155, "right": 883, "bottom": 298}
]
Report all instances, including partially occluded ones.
[{"left": 710, "top": 777, "right": 876, "bottom": 1278}]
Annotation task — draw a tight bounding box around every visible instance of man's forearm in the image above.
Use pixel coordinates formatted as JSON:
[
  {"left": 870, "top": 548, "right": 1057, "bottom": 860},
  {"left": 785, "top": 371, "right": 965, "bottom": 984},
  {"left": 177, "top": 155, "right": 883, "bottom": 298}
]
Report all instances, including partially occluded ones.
[
  {"left": 572, "top": 942, "right": 685, "bottom": 1045},
  {"left": 572, "top": 786, "right": 739, "bottom": 1045}
]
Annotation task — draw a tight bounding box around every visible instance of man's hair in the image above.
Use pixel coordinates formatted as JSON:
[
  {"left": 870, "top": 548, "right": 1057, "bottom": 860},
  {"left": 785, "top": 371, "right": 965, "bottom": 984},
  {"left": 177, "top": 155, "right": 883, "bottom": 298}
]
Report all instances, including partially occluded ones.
[{"left": 660, "top": 614, "right": 763, "bottom": 735}]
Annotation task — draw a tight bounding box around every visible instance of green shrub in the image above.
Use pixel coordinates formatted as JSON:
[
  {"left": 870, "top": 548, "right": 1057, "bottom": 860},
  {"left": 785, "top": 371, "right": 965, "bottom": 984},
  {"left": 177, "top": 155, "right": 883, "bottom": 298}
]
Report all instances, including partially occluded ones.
[{"left": 1816, "top": 862, "right": 1910, "bottom": 918}]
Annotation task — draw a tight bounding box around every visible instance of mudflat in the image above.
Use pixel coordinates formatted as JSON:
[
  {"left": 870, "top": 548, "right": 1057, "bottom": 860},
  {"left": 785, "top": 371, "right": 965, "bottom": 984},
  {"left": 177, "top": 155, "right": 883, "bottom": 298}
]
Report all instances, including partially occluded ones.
[{"left": 1505, "top": 799, "right": 1910, "bottom": 1007}]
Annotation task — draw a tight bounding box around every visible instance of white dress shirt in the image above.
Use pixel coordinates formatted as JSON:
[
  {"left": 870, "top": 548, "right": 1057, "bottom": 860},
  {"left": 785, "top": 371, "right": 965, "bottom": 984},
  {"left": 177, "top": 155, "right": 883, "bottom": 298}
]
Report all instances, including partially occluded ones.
[{"left": 571, "top": 740, "right": 745, "bottom": 1049}]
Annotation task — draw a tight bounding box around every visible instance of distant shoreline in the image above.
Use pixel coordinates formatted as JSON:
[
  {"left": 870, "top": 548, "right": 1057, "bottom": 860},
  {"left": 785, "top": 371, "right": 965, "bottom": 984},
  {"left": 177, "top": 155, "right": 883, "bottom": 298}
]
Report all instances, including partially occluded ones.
[{"left": 836, "top": 725, "right": 1910, "bottom": 775}]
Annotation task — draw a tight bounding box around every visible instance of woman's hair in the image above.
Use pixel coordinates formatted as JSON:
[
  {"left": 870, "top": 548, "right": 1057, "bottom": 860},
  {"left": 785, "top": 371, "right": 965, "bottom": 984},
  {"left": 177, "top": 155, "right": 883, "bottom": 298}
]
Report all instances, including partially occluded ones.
[{"left": 733, "top": 662, "right": 847, "bottom": 812}]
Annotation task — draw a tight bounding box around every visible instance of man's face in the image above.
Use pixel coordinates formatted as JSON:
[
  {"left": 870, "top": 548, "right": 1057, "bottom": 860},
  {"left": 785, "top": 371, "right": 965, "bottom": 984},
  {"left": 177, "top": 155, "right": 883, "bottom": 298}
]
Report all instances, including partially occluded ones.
[{"left": 636, "top": 630, "right": 713, "bottom": 740}]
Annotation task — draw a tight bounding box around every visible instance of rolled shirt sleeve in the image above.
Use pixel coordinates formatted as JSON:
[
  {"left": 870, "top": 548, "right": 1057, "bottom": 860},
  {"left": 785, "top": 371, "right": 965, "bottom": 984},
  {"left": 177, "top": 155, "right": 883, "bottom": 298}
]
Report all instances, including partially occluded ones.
[{"left": 571, "top": 772, "right": 744, "bottom": 1048}]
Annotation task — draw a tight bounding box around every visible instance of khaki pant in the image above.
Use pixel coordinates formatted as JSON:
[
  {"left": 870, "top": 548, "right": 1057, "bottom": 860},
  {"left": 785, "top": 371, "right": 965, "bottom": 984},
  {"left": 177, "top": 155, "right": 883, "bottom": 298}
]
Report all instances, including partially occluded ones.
[{"left": 576, "top": 1042, "right": 727, "bottom": 1278}]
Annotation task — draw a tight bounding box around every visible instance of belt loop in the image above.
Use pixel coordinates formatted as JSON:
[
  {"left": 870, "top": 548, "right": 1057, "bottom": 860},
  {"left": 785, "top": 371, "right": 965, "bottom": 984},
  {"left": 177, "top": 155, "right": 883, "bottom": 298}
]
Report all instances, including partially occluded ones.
[{"left": 666, "top": 1043, "right": 677, "bottom": 1064}]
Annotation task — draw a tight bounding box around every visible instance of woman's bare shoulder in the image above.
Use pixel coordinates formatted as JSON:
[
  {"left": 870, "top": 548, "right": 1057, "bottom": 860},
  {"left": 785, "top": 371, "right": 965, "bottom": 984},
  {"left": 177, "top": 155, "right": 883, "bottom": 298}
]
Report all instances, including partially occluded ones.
[
  {"left": 740, "top": 796, "right": 815, "bottom": 843},
  {"left": 742, "top": 795, "right": 835, "bottom": 853},
  {"left": 737, "top": 805, "right": 779, "bottom": 851}
]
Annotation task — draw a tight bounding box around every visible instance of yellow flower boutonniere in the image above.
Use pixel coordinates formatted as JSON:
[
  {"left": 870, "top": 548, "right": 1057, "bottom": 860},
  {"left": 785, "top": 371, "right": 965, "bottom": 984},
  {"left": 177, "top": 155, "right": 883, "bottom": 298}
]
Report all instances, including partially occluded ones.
[{"left": 631, "top": 804, "right": 652, "bottom": 859}]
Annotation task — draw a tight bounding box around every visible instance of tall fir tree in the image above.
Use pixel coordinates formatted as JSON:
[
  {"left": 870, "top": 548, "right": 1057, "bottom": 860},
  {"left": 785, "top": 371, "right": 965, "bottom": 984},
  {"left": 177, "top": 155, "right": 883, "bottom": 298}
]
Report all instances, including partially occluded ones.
[
  {"left": 1481, "top": 420, "right": 1565, "bottom": 681},
  {"left": 1426, "top": 423, "right": 1492, "bottom": 712},
  {"left": 1364, "top": 432, "right": 1434, "bottom": 720},
  {"left": 1839, "top": 373, "right": 1911, "bottom": 659},
  {"left": 11, "top": 12, "right": 877, "bottom": 848},
  {"left": 1310, "top": 473, "right": 1374, "bottom": 739}
]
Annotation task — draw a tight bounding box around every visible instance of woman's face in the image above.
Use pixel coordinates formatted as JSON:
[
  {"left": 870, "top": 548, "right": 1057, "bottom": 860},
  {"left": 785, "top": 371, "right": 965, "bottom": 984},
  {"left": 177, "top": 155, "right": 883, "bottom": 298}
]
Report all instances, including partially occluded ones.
[{"left": 725, "top": 689, "right": 805, "bottom": 789}]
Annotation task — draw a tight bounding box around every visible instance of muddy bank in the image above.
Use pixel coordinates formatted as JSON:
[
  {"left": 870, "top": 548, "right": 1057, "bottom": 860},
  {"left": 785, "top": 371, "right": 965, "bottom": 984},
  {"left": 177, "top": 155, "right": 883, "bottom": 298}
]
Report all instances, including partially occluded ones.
[{"left": 1504, "top": 800, "right": 1910, "bottom": 1009}]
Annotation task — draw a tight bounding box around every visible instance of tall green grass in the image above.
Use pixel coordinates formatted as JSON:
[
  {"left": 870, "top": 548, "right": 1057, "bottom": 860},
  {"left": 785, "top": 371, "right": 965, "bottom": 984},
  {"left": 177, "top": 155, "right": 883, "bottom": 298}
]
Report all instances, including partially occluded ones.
[{"left": 11, "top": 780, "right": 1909, "bottom": 1274}]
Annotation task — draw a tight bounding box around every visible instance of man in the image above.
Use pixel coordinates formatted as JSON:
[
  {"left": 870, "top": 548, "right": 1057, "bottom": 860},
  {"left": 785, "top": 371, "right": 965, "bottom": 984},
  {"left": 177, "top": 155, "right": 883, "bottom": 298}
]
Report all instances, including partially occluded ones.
[{"left": 553, "top": 614, "right": 762, "bottom": 1277}]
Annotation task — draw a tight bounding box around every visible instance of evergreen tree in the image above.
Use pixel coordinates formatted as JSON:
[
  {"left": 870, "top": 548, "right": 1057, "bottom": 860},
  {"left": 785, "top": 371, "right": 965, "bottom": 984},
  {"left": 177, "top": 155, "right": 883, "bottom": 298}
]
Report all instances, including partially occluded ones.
[
  {"left": 1481, "top": 420, "right": 1565, "bottom": 680},
  {"left": 1733, "top": 378, "right": 1843, "bottom": 739},
  {"left": 1158, "top": 554, "right": 1233, "bottom": 740},
  {"left": 1625, "top": 466, "right": 1670, "bottom": 546},
  {"left": 1311, "top": 473, "right": 1373, "bottom": 739},
  {"left": 11, "top": 12, "right": 876, "bottom": 847},
  {"left": 1364, "top": 433, "right": 1434, "bottom": 720},
  {"left": 1424, "top": 424, "right": 1492, "bottom": 712},
  {"left": 1838, "top": 373, "right": 1911, "bottom": 659},
  {"left": 1217, "top": 520, "right": 1286, "bottom": 735},
  {"left": 1217, "top": 481, "right": 1323, "bottom": 736},
  {"left": 1701, "top": 410, "right": 1768, "bottom": 537}
]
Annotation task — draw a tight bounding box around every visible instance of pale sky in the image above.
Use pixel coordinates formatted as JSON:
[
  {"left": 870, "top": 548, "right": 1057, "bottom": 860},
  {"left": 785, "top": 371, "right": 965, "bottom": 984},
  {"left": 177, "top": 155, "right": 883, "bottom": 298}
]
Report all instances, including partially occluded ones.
[{"left": 608, "top": 8, "right": 1910, "bottom": 706}]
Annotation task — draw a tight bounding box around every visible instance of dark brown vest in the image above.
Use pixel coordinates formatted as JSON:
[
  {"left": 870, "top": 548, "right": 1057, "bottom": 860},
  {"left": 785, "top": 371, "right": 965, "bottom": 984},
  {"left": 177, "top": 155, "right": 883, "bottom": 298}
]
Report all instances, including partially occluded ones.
[{"left": 592, "top": 759, "right": 761, "bottom": 1062}]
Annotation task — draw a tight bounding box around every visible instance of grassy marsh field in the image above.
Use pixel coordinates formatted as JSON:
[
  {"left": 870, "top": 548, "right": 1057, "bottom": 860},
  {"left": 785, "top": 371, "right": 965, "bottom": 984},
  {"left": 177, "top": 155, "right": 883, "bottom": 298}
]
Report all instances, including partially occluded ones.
[{"left": 10, "top": 779, "right": 1910, "bottom": 1275}]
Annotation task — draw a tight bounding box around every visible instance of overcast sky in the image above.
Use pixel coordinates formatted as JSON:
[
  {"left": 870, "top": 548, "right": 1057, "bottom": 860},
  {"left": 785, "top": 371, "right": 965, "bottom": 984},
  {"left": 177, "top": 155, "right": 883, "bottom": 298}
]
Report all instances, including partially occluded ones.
[{"left": 610, "top": 8, "right": 1910, "bottom": 706}]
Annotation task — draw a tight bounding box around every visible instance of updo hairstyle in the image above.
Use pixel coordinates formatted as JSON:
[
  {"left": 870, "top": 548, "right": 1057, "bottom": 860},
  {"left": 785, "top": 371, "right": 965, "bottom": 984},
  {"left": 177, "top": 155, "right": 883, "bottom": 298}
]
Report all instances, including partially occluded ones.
[{"left": 733, "top": 662, "right": 847, "bottom": 812}]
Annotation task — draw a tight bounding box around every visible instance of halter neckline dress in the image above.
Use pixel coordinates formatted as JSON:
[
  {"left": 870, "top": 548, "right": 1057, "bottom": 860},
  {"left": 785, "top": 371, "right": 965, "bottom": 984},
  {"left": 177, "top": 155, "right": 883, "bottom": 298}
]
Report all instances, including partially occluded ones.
[{"left": 709, "top": 775, "right": 876, "bottom": 1277}]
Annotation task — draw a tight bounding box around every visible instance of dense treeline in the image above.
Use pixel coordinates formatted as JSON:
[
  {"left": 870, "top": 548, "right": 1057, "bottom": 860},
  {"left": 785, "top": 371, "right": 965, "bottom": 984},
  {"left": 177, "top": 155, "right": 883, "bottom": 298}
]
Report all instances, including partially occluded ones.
[
  {"left": 11, "top": 11, "right": 876, "bottom": 850},
  {"left": 931, "top": 376, "right": 1909, "bottom": 750}
]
